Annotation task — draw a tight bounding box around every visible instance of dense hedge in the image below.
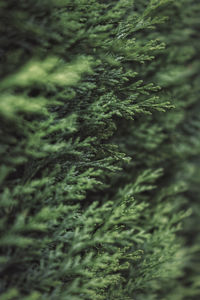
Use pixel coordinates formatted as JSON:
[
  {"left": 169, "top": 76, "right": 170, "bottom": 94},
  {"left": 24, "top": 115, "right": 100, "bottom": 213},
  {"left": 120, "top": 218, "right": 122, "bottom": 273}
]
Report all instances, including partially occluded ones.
[{"left": 0, "top": 1, "right": 199, "bottom": 299}]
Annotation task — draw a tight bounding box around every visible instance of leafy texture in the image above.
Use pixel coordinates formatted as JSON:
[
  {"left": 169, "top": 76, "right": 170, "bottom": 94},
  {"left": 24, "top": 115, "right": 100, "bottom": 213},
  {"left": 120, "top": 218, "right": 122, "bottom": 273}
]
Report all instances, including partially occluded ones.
[{"left": 0, "top": 0, "right": 199, "bottom": 299}]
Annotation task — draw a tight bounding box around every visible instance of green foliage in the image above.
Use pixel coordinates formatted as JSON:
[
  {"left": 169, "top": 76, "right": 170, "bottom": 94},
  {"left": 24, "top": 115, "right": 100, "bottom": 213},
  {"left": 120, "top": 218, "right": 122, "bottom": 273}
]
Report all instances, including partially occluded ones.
[{"left": 0, "top": 0, "right": 199, "bottom": 299}]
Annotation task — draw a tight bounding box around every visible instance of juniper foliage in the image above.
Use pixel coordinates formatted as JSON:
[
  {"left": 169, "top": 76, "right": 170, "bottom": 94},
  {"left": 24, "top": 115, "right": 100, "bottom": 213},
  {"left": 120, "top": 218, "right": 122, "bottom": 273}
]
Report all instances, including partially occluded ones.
[{"left": 0, "top": 1, "right": 199, "bottom": 299}]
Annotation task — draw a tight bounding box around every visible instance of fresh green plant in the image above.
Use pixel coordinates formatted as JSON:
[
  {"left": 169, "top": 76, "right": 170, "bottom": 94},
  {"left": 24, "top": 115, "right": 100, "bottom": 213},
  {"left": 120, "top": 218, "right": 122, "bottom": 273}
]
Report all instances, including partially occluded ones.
[{"left": 0, "top": 1, "right": 199, "bottom": 299}]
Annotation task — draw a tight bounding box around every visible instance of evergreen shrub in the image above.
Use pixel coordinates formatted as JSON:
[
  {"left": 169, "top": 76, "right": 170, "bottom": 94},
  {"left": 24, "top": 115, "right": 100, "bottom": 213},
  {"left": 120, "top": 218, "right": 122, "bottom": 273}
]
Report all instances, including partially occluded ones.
[{"left": 0, "top": 1, "right": 199, "bottom": 299}]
